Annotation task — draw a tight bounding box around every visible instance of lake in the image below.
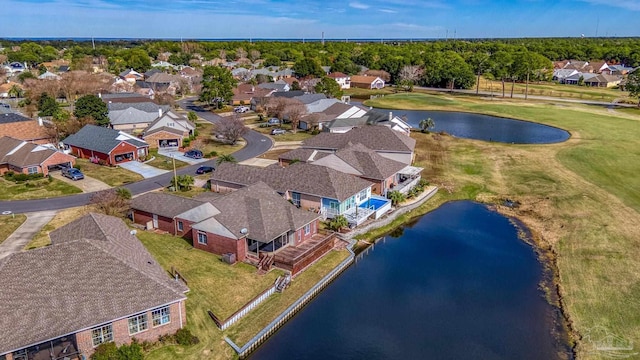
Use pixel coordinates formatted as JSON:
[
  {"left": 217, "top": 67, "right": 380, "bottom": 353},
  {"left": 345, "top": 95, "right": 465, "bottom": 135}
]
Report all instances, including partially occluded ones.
[{"left": 250, "top": 201, "right": 569, "bottom": 360}]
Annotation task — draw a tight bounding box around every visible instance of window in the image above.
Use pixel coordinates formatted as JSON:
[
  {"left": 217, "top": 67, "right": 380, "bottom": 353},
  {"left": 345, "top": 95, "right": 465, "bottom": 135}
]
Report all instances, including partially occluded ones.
[
  {"left": 167, "top": 122, "right": 174, "bottom": 127},
  {"left": 128, "top": 313, "right": 148, "bottom": 335},
  {"left": 304, "top": 223, "right": 311, "bottom": 235},
  {"left": 91, "top": 324, "right": 113, "bottom": 347},
  {"left": 177, "top": 221, "right": 184, "bottom": 232},
  {"left": 152, "top": 306, "right": 171, "bottom": 327},
  {"left": 27, "top": 166, "right": 38, "bottom": 175},
  {"left": 291, "top": 192, "right": 301, "bottom": 207},
  {"left": 198, "top": 231, "right": 207, "bottom": 245},
  {"left": 359, "top": 189, "right": 368, "bottom": 200}
]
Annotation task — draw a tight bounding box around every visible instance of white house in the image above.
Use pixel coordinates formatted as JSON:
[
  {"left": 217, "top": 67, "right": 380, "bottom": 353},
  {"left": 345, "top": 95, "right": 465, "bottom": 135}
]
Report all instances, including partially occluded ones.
[{"left": 328, "top": 72, "right": 351, "bottom": 89}]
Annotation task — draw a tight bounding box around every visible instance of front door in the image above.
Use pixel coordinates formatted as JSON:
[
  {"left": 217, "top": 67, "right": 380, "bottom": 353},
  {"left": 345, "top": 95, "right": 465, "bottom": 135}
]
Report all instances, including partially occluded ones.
[{"left": 152, "top": 214, "right": 158, "bottom": 228}]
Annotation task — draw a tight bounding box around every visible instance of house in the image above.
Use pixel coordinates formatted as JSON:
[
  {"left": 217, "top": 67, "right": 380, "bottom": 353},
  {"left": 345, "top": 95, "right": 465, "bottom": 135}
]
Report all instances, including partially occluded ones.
[
  {"left": 562, "top": 72, "right": 598, "bottom": 85},
  {"left": 583, "top": 74, "right": 623, "bottom": 88},
  {"left": 0, "top": 136, "right": 75, "bottom": 176},
  {"left": 211, "top": 162, "right": 377, "bottom": 226},
  {"left": 608, "top": 64, "right": 636, "bottom": 76},
  {"left": 324, "top": 110, "right": 411, "bottom": 136},
  {"left": 349, "top": 75, "right": 385, "bottom": 89},
  {"left": 0, "top": 113, "right": 52, "bottom": 144},
  {"left": 108, "top": 102, "right": 171, "bottom": 133},
  {"left": 37, "top": 71, "right": 61, "bottom": 80},
  {"left": 0, "top": 82, "right": 24, "bottom": 98},
  {"left": 2, "top": 62, "right": 27, "bottom": 75},
  {"left": 327, "top": 72, "right": 351, "bottom": 89},
  {"left": 62, "top": 124, "right": 149, "bottom": 165},
  {"left": 0, "top": 213, "right": 188, "bottom": 360},
  {"left": 257, "top": 80, "right": 290, "bottom": 92},
  {"left": 552, "top": 69, "right": 579, "bottom": 82},
  {"left": 143, "top": 72, "right": 183, "bottom": 94},
  {"left": 142, "top": 110, "right": 196, "bottom": 148},
  {"left": 119, "top": 68, "right": 144, "bottom": 83},
  {"left": 299, "top": 124, "right": 416, "bottom": 164},
  {"left": 232, "top": 83, "right": 274, "bottom": 107}
]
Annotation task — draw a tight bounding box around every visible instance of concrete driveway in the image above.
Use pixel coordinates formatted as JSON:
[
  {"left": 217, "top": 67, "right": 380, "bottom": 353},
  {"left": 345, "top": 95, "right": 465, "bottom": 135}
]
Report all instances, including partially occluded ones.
[
  {"left": 118, "top": 161, "right": 170, "bottom": 179},
  {"left": 0, "top": 210, "right": 58, "bottom": 259},
  {"left": 158, "top": 148, "right": 208, "bottom": 165},
  {"left": 50, "top": 172, "right": 111, "bottom": 192}
]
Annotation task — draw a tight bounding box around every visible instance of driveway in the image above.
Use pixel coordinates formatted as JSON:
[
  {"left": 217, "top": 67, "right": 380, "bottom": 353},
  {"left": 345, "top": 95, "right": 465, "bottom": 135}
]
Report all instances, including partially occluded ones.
[
  {"left": 158, "top": 148, "right": 208, "bottom": 165},
  {"left": 0, "top": 210, "right": 58, "bottom": 259},
  {"left": 118, "top": 161, "right": 170, "bottom": 179},
  {"left": 50, "top": 172, "right": 111, "bottom": 192}
]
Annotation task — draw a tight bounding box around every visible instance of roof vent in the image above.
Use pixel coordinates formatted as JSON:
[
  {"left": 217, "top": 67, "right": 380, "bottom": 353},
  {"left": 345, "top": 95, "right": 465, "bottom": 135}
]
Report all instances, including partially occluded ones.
[{"left": 240, "top": 228, "right": 248, "bottom": 235}]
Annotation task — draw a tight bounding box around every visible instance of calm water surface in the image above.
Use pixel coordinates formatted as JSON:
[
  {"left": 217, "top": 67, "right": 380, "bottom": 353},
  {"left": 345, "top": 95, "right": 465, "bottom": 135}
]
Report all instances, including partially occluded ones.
[{"left": 250, "top": 201, "right": 566, "bottom": 360}]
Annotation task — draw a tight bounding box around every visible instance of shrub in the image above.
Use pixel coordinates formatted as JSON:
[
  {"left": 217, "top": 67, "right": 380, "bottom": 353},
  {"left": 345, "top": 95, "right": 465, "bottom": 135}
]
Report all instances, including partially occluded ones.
[
  {"left": 4, "top": 172, "right": 44, "bottom": 182},
  {"left": 115, "top": 187, "right": 132, "bottom": 200},
  {"left": 207, "top": 150, "right": 218, "bottom": 158},
  {"left": 182, "top": 138, "right": 192, "bottom": 147},
  {"left": 91, "top": 342, "right": 118, "bottom": 360},
  {"left": 174, "top": 328, "right": 200, "bottom": 346},
  {"left": 47, "top": 174, "right": 53, "bottom": 183},
  {"left": 311, "top": 129, "right": 321, "bottom": 135}
]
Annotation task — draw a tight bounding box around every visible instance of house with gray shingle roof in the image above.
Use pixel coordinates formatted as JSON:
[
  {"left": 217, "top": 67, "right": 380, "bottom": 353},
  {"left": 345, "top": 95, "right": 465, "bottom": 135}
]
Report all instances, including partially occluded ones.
[
  {"left": 142, "top": 110, "right": 195, "bottom": 148},
  {"left": 62, "top": 124, "right": 149, "bottom": 166},
  {"left": 0, "top": 213, "right": 188, "bottom": 360}
]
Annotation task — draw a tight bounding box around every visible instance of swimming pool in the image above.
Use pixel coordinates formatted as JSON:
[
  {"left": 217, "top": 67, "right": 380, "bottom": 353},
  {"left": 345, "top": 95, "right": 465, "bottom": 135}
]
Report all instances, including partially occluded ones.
[{"left": 360, "top": 197, "right": 390, "bottom": 210}]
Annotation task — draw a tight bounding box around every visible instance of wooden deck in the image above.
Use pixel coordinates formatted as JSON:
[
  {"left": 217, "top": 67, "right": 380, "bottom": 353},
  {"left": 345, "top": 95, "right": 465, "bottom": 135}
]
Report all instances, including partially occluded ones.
[{"left": 273, "top": 231, "right": 337, "bottom": 275}]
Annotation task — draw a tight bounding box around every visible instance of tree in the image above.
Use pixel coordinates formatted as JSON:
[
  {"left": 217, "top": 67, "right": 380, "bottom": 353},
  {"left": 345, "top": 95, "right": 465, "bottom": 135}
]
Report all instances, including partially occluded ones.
[
  {"left": 74, "top": 94, "right": 109, "bottom": 126},
  {"left": 283, "top": 99, "right": 306, "bottom": 133},
  {"left": 265, "top": 97, "right": 289, "bottom": 119},
  {"left": 8, "top": 84, "right": 24, "bottom": 98},
  {"left": 236, "top": 47, "right": 248, "bottom": 60},
  {"left": 121, "top": 48, "right": 151, "bottom": 72},
  {"left": 626, "top": 69, "right": 640, "bottom": 107},
  {"left": 489, "top": 51, "right": 513, "bottom": 98},
  {"left": 327, "top": 215, "right": 348, "bottom": 232},
  {"left": 200, "top": 66, "right": 236, "bottom": 108},
  {"left": 212, "top": 116, "right": 248, "bottom": 145},
  {"left": 292, "top": 57, "right": 324, "bottom": 78},
  {"left": 249, "top": 49, "right": 261, "bottom": 62},
  {"left": 398, "top": 65, "right": 423, "bottom": 91},
  {"left": 314, "top": 76, "right": 343, "bottom": 98},
  {"left": 172, "top": 174, "right": 195, "bottom": 191},
  {"left": 263, "top": 55, "right": 281, "bottom": 67},
  {"left": 419, "top": 118, "right": 435, "bottom": 133},
  {"left": 45, "top": 115, "right": 96, "bottom": 141},
  {"left": 387, "top": 190, "right": 406, "bottom": 206},
  {"left": 422, "top": 51, "right": 475, "bottom": 89},
  {"left": 38, "top": 93, "right": 59, "bottom": 117},
  {"left": 290, "top": 80, "right": 301, "bottom": 91},
  {"left": 187, "top": 111, "right": 198, "bottom": 121},
  {"left": 216, "top": 154, "right": 237, "bottom": 165},
  {"left": 90, "top": 189, "right": 130, "bottom": 217},
  {"left": 17, "top": 71, "right": 36, "bottom": 83}
]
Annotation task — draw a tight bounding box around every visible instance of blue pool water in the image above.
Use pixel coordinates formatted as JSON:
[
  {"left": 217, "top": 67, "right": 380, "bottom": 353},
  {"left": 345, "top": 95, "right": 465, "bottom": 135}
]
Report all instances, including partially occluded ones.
[{"left": 359, "top": 197, "right": 389, "bottom": 210}]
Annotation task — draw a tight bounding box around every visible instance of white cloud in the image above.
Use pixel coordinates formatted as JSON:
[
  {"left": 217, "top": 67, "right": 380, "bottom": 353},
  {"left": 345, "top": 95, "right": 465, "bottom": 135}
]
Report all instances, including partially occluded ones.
[
  {"left": 379, "top": 8, "right": 398, "bottom": 13},
  {"left": 349, "top": 1, "right": 369, "bottom": 9},
  {"left": 579, "top": 0, "right": 640, "bottom": 10}
]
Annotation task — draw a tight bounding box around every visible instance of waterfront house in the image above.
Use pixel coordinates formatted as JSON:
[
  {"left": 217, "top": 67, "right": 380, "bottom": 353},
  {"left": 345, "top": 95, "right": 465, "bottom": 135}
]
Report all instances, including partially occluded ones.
[
  {"left": 0, "top": 213, "right": 188, "bottom": 360},
  {"left": 62, "top": 125, "right": 149, "bottom": 165},
  {"left": 349, "top": 75, "right": 385, "bottom": 89},
  {"left": 327, "top": 72, "right": 351, "bottom": 89}
]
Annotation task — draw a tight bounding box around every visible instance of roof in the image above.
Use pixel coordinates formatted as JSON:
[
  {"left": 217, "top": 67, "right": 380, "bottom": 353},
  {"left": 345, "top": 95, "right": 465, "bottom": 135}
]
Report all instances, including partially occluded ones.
[
  {"left": 130, "top": 192, "right": 207, "bottom": 219},
  {"left": 108, "top": 101, "right": 168, "bottom": 113},
  {"left": 109, "top": 107, "right": 161, "bottom": 125},
  {"left": 257, "top": 82, "right": 289, "bottom": 92},
  {"left": 0, "top": 112, "right": 31, "bottom": 124},
  {"left": 144, "top": 110, "right": 195, "bottom": 133},
  {"left": 312, "top": 143, "right": 407, "bottom": 180},
  {"left": 350, "top": 75, "right": 383, "bottom": 85},
  {"left": 271, "top": 90, "right": 305, "bottom": 99},
  {"left": 302, "top": 125, "right": 415, "bottom": 153},
  {"left": 306, "top": 98, "right": 341, "bottom": 113},
  {"left": 0, "top": 136, "right": 69, "bottom": 168},
  {"left": 0, "top": 213, "right": 186, "bottom": 355},
  {"left": 212, "top": 162, "right": 373, "bottom": 202},
  {"left": 0, "top": 119, "right": 51, "bottom": 142},
  {"left": 279, "top": 148, "right": 331, "bottom": 162},
  {"left": 100, "top": 92, "right": 151, "bottom": 103},
  {"left": 146, "top": 72, "right": 181, "bottom": 84},
  {"left": 62, "top": 125, "right": 148, "bottom": 154},
  {"left": 202, "top": 182, "right": 319, "bottom": 243},
  {"left": 328, "top": 72, "right": 349, "bottom": 79}
]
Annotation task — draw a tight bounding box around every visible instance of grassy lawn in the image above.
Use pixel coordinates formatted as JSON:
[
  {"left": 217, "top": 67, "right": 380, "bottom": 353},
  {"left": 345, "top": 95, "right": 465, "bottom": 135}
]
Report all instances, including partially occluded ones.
[
  {"left": 0, "top": 214, "right": 27, "bottom": 244},
  {"left": 256, "top": 148, "right": 292, "bottom": 161},
  {"left": 75, "top": 159, "right": 143, "bottom": 187},
  {"left": 26, "top": 206, "right": 90, "bottom": 249},
  {"left": 0, "top": 177, "right": 82, "bottom": 200},
  {"left": 147, "top": 149, "right": 189, "bottom": 170},
  {"left": 363, "top": 92, "right": 640, "bottom": 359},
  {"left": 193, "top": 121, "right": 245, "bottom": 157}
]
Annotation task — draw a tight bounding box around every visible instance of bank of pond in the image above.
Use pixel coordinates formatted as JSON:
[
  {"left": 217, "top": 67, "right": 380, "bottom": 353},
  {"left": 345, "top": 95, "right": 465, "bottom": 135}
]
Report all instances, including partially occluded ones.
[{"left": 250, "top": 201, "right": 572, "bottom": 359}]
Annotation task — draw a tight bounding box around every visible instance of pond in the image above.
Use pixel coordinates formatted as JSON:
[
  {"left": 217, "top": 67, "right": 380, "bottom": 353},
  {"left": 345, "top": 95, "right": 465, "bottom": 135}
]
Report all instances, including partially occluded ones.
[
  {"left": 369, "top": 107, "right": 570, "bottom": 144},
  {"left": 250, "top": 201, "right": 570, "bottom": 360}
]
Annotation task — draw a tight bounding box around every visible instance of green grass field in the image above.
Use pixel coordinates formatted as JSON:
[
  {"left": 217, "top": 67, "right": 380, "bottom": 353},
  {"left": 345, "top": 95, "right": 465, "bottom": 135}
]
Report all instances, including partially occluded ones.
[
  {"left": 364, "top": 93, "right": 640, "bottom": 359},
  {"left": 75, "top": 159, "right": 143, "bottom": 187},
  {"left": 147, "top": 149, "right": 189, "bottom": 170},
  {"left": 0, "top": 214, "right": 27, "bottom": 244},
  {"left": 0, "top": 177, "right": 82, "bottom": 200}
]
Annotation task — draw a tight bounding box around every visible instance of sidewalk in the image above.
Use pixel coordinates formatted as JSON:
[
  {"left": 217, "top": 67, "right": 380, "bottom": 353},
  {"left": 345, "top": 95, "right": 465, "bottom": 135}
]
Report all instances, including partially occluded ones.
[{"left": 0, "top": 210, "right": 58, "bottom": 259}]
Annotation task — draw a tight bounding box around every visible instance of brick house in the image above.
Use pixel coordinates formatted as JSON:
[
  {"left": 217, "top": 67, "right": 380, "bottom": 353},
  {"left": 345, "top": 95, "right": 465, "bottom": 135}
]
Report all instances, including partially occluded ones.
[
  {"left": 62, "top": 125, "right": 149, "bottom": 166},
  {"left": 0, "top": 213, "right": 188, "bottom": 360},
  {"left": 142, "top": 110, "right": 195, "bottom": 149},
  {"left": 0, "top": 136, "right": 76, "bottom": 176}
]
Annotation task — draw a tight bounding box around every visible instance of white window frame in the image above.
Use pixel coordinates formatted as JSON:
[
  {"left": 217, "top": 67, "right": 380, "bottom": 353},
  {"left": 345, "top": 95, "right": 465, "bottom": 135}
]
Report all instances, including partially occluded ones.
[
  {"left": 91, "top": 324, "right": 113, "bottom": 347},
  {"left": 27, "top": 166, "right": 38, "bottom": 175},
  {"left": 128, "top": 313, "right": 148, "bottom": 335},
  {"left": 198, "top": 231, "right": 207, "bottom": 245},
  {"left": 304, "top": 223, "right": 311, "bottom": 235},
  {"left": 177, "top": 221, "right": 184, "bottom": 232},
  {"left": 152, "top": 306, "right": 171, "bottom": 327}
]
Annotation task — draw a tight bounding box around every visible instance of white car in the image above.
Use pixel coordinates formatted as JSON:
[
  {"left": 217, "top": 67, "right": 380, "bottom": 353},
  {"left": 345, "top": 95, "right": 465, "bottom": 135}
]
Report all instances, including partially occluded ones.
[{"left": 234, "top": 106, "right": 250, "bottom": 113}]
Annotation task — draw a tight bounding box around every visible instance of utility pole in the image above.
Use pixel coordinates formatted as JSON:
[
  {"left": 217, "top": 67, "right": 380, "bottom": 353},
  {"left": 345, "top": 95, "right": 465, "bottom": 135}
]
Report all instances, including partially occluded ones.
[
  {"left": 172, "top": 154, "right": 178, "bottom": 191},
  {"left": 321, "top": 32, "right": 325, "bottom": 46}
]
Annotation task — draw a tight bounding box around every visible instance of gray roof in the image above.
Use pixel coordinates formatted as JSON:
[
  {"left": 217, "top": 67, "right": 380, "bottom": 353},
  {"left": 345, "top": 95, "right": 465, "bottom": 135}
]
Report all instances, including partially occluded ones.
[
  {"left": 212, "top": 162, "right": 373, "bottom": 202},
  {"left": 315, "top": 143, "right": 407, "bottom": 180},
  {"left": 306, "top": 98, "right": 341, "bottom": 113},
  {"left": 109, "top": 107, "right": 161, "bottom": 125},
  {"left": 293, "top": 93, "right": 327, "bottom": 105},
  {"left": 205, "top": 182, "right": 319, "bottom": 243},
  {"left": 278, "top": 148, "right": 331, "bottom": 162},
  {"left": 0, "top": 213, "right": 186, "bottom": 355},
  {"left": 257, "top": 82, "right": 288, "bottom": 92},
  {"left": 100, "top": 92, "right": 149, "bottom": 102},
  {"left": 0, "top": 112, "right": 31, "bottom": 124},
  {"left": 131, "top": 192, "right": 207, "bottom": 219},
  {"left": 302, "top": 125, "right": 415, "bottom": 153},
  {"left": 271, "top": 90, "right": 305, "bottom": 99},
  {"left": 62, "top": 125, "right": 148, "bottom": 154},
  {"left": 108, "top": 101, "right": 169, "bottom": 113}
]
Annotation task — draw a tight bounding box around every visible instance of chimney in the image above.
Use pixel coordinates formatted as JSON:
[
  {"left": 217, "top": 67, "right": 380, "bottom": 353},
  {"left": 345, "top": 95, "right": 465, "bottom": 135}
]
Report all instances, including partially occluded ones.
[
  {"left": 158, "top": 108, "right": 162, "bottom": 118},
  {"left": 389, "top": 111, "right": 393, "bottom": 121},
  {"left": 37, "top": 117, "right": 43, "bottom": 126}
]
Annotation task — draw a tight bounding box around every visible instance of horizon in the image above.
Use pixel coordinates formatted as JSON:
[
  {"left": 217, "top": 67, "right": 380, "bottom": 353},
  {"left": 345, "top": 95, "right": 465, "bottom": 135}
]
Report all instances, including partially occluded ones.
[{"left": 0, "top": 0, "right": 639, "bottom": 39}]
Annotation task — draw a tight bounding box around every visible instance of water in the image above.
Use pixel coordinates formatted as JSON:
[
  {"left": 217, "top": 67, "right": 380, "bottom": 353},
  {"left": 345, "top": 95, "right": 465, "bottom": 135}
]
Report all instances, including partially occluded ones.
[
  {"left": 372, "top": 108, "right": 570, "bottom": 144},
  {"left": 250, "top": 201, "right": 567, "bottom": 360},
  {"left": 359, "top": 197, "right": 389, "bottom": 210}
]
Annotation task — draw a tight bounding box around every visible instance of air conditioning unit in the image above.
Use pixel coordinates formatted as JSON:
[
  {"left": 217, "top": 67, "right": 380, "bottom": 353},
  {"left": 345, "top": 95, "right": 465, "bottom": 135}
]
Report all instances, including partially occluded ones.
[{"left": 222, "top": 253, "right": 236, "bottom": 265}]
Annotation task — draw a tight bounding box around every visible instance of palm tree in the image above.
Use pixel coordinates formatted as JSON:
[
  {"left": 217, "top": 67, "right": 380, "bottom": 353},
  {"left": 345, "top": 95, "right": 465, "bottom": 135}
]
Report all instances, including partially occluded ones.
[
  {"left": 173, "top": 174, "right": 194, "bottom": 191},
  {"left": 216, "top": 154, "right": 237, "bottom": 165},
  {"left": 8, "top": 84, "right": 23, "bottom": 99},
  {"left": 328, "top": 215, "right": 348, "bottom": 232},
  {"left": 387, "top": 190, "right": 406, "bottom": 206},
  {"left": 419, "top": 118, "right": 435, "bottom": 133}
]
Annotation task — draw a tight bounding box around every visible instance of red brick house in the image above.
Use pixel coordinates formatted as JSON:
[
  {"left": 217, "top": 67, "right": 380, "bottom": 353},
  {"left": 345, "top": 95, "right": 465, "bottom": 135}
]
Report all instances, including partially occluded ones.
[
  {"left": 62, "top": 124, "right": 149, "bottom": 166},
  {"left": 0, "top": 213, "right": 188, "bottom": 360},
  {"left": 0, "top": 136, "right": 75, "bottom": 176}
]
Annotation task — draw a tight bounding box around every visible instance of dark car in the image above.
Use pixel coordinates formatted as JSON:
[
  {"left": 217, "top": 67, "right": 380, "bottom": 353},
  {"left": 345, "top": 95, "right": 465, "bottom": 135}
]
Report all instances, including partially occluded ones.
[
  {"left": 196, "top": 166, "right": 214, "bottom": 174},
  {"left": 61, "top": 167, "right": 84, "bottom": 181},
  {"left": 184, "top": 149, "right": 203, "bottom": 159}
]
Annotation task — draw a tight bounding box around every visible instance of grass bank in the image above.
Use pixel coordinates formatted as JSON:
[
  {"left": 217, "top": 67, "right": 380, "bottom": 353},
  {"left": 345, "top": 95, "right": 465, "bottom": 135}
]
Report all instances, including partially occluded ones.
[
  {"left": 0, "top": 214, "right": 27, "bottom": 244},
  {"left": 0, "top": 177, "right": 82, "bottom": 200},
  {"left": 362, "top": 93, "right": 640, "bottom": 359}
]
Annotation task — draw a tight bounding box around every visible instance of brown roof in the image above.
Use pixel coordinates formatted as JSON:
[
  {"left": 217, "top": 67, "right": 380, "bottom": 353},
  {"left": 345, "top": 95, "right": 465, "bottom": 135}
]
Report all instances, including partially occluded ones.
[
  {"left": 324, "top": 143, "right": 407, "bottom": 180},
  {"left": 0, "top": 213, "right": 186, "bottom": 355},
  {"left": 212, "top": 162, "right": 373, "bottom": 202},
  {"left": 232, "top": 83, "right": 273, "bottom": 102},
  {"left": 349, "top": 75, "right": 382, "bottom": 85},
  {"left": 207, "top": 182, "right": 319, "bottom": 242},
  {"left": 131, "top": 192, "right": 206, "bottom": 219},
  {"left": 327, "top": 72, "right": 349, "bottom": 79},
  {"left": 279, "top": 148, "right": 331, "bottom": 162},
  {"left": 0, "top": 120, "right": 52, "bottom": 143},
  {"left": 146, "top": 72, "right": 181, "bottom": 84},
  {"left": 0, "top": 82, "right": 23, "bottom": 93},
  {"left": 0, "top": 136, "right": 68, "bottom": 168},
  {"left": 323, "top": 102, "right": 355, "bottom": 117},
  {"left": 302, "top": 125, "right": 415, "bottom": 153}
]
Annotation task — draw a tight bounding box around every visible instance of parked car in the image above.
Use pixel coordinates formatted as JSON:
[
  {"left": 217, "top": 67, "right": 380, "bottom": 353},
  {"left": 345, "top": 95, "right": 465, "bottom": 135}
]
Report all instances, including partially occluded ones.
[
  {"left": 61, "top": 167, "right": 84, "bottom": 181},
  {"left": 271, "top": 128, "right": 286, "bottom": 135},
  {"left": 196, "top": 166, "right": 214, "bottom": 174},
  {"left": 234, "top": 106, "right": 250, "bottom": 113},
  {"left": 184, "top": 149, "right": 204, "bottom": 159},
  {"left": 267, "top": 118, "right": 280, "bottom": 125}
]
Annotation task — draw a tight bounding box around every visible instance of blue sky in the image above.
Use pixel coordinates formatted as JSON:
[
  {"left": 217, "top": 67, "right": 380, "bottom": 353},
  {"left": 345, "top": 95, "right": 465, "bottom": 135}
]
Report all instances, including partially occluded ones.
[{"left": 1, "top": 0, "right": 639, "bottom": 39}]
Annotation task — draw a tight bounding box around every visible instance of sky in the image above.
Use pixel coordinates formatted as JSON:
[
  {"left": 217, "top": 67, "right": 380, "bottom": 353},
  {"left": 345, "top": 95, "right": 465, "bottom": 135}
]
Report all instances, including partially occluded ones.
[{"left": 1, "top": 0, "right": 639, "bottom": 39}]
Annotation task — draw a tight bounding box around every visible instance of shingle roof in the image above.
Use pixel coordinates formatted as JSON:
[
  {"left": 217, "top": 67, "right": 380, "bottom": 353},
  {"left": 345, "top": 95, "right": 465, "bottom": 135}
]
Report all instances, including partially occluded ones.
[
  {"left": 108, "top": 101, "right": 169, "bottom": 113},
  {"left": 0, "top": 112, "right": 31, "bottom": 124},
  {"left": 306, "top": 98, "right": 341, "bottom": 113},
  {"left": 146, "top": 72, "right": 181, "bottom": 84},
  {"left": 350, "top": 75, "right": 383, "bottom": 85},
  {"left": 205, "top": 182, "right": 319, "bottom": 243},
  {"left": 271, "top": 90, "right": 305, "bottom": 99},
  {"left": 302, "top": 125, "right": 415, "bottom": 153},
  {"left": 0, "top": 120, "right": 51, "bottom": 142},
  {"left": 315, "top": 143, "right": 407, "bottom": 180},
  {"left": 0, "top": 136, "right": 69, "bottom": 168},
  {"left": 212, "top": 162, "right": 372, "bottom": 202},
  {"left": 62, "top": 125, "right": 148, "bottom": 154},
  {"left": 292, "top": 93, "right": 327, "bottom": 105},
  {"left": 109, "top": 107, "right": 161, "bottom": 125},
  {"left": 278, "top": 148, "right": 331, "bottom": 162},
  {"left": 0, "top": 213, "right": 186, "bottom": 355},
  {"left": 131, "top": 192, "right": 207, "bottom": 219}
]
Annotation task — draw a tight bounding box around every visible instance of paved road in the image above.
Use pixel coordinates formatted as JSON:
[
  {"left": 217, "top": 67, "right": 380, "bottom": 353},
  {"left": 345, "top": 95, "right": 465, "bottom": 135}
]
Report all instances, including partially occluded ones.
[
  {"left": 0, "top": 98, "right": 273, "bottom": 214},
  {"left": 0, "top": 210, "right": 58, "bottom": 259}
]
